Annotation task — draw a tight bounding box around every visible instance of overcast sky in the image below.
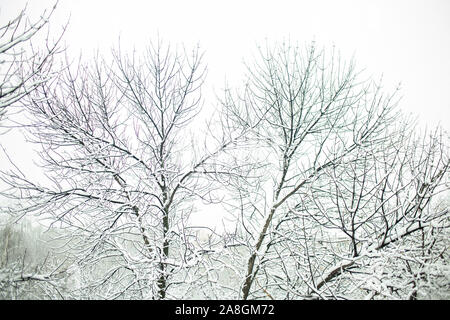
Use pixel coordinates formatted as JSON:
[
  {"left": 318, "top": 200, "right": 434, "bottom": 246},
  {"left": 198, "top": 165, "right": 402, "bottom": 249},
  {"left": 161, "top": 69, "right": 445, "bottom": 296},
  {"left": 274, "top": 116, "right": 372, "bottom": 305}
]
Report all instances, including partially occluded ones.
[{"left": 1, "top": 0, "right": 449, "bottom": 229}]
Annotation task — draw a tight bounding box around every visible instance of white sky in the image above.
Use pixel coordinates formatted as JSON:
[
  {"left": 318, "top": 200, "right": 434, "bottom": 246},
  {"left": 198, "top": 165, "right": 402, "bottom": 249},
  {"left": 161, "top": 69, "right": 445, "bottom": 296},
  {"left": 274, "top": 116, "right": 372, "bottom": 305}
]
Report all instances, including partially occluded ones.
[
  {"left": 1, "top": 0, "right": 450, "bottom": 230},
  {"left": 1, "top": 0, "right": 449, "bottom": 128}
]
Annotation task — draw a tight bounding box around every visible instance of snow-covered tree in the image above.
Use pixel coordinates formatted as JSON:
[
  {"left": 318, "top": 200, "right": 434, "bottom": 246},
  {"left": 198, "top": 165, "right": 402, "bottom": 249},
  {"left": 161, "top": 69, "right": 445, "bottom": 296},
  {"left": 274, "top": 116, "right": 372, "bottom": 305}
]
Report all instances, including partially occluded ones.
[
  {"left": 0, "top": 40, "right": 244, "bottom": 299},
  {"left": 0, "top": 3, "right": 67, "bottom": 298},
  {"left": 1, "top": 38, "right": 448, "bottom": 300},
  {"left": 0, "top": 3, "right": 64, "bottom": 122},
  {"left": 218, "top": 41, "right": 449, "bottom": 299},
  {"left": 276, "top": 127, "right": 449, "bottom": 299}
]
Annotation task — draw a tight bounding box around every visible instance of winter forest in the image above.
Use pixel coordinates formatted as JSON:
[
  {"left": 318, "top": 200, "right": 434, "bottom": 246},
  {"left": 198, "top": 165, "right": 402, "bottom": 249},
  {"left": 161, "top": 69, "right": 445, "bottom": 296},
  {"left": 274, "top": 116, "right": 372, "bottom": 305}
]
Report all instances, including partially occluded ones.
[{"left": 0, "top": 2, "right": 449, "bottom": 300}]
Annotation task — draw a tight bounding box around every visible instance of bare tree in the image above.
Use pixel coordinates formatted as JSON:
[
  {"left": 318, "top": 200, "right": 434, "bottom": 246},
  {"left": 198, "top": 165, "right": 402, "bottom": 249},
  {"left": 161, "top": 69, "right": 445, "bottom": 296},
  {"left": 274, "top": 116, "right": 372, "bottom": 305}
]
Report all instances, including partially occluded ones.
[
  {"left": 272, "top": 125, "right": 449, "bottom": 299},
  {"left": 1, "top": 36, "right": 448, "bottom": 300},
  {"left": 218, "top": 41, "right": 449, "bottom": 299},
  {"left": 0, "top": 39, "right": 249, "bottom": 299},
  {"left": 0, "top": 2, "right": 65, "bottom": 122}
]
